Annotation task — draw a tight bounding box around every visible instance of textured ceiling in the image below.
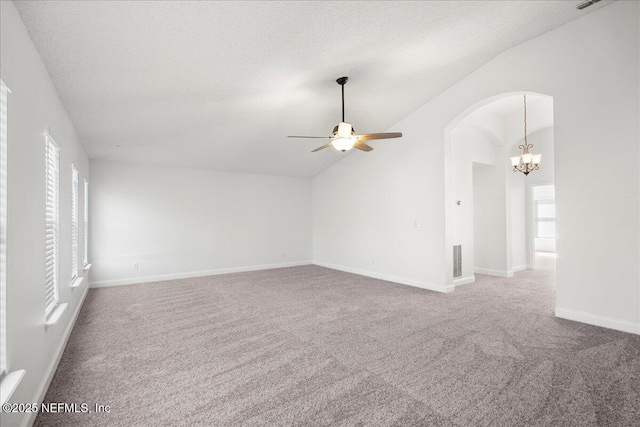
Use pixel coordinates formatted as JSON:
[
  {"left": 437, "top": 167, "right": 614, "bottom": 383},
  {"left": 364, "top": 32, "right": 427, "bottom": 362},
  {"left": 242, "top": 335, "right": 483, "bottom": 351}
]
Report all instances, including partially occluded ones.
[{"left": 13, "top": 0, "right": 610, "bottom": 178}]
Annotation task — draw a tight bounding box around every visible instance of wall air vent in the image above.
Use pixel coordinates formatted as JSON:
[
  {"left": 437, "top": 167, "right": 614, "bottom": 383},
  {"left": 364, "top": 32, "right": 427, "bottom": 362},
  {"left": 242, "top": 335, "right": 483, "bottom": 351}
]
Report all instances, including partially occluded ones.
[
  {"left": 453, "top": 245, "right": 462, "bottom": 278},
  {"left": 577, "top": 0, "right": 601, "bottom": 11}
]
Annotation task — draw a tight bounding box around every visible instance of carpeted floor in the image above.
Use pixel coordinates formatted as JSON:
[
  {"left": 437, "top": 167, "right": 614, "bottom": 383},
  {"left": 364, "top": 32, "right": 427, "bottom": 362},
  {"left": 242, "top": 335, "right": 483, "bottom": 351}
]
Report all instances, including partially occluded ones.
[{"left": 35, "top": 266, "right": 639, "bottom": 426}]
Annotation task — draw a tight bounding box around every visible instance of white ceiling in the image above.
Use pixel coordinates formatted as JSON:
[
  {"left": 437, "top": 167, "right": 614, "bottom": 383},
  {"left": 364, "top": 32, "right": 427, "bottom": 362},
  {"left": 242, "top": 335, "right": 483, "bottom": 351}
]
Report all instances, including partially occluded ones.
[
  {"left": 480, "top": 95, "right": 545, "bottom": 118},
  {"left": 459, "top": 93, "right": 554, "bottom": 147},
  {"left": 13, "top": 0, "right": 610, "bottom": 178}
]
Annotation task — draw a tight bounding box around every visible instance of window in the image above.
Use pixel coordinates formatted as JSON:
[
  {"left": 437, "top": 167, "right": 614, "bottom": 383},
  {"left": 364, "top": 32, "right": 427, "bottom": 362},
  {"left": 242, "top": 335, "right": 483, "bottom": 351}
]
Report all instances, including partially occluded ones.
[
  {"left": 45, "top": 135, "right": 60, "bottom": 318},
  {"left": 71, "top": 165, "right": 79, "bottom": 282},
  {"left": 1, "top": 80, "right": 8, "bottom": 379},
  {"left": 83, "top": 179, "right": 89, "bottom": 267}
]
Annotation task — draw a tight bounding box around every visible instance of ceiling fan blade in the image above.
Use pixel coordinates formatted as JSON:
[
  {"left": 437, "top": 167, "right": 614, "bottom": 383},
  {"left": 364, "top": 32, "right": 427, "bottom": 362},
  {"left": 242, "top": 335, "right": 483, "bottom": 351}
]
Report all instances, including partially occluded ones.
[
  {"left": 353, "top": 141, "right": 373, "bottom": 152},
  {"left": 288, "top": 136, "right": 331, "bottom": 139},
  {"left": 356, "top": 132, "right": 403, "bottom": 141},
  {"left": 311, "top": 142, "right": 334, "bottom": 152}
]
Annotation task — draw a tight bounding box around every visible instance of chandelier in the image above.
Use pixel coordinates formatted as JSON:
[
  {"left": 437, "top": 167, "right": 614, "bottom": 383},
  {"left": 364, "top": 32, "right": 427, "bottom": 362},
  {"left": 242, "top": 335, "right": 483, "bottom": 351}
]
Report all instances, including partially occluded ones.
[{"left": 510, "top": 95, "right": 541, "bottom": 175}]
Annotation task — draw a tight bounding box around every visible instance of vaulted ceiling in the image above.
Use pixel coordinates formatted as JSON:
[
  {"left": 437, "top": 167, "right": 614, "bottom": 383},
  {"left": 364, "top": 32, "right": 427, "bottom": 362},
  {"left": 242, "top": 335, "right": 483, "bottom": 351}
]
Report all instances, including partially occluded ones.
[{"left": 13, "top": 0, "right": 610, "bottom": 178}]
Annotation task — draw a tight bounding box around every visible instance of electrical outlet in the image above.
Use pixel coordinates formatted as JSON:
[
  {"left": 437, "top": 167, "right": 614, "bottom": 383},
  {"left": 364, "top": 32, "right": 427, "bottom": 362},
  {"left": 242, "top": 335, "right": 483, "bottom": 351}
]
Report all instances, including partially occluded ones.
[{"left": 133, "top": 262, "right": 139, "bottom": 270}]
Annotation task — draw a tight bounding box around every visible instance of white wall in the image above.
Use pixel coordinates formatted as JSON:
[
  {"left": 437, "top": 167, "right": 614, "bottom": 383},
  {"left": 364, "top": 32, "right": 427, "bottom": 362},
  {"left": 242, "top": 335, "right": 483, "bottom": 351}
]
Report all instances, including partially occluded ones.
[
  {"left": 473, "top": 161, "right": 509, "bottom": 276},
  {"left": 312, "top": 143, "right": 447, "bottom": 291},
  {"left": 451, "top": 125, "right": 495, "bottom": 281},
  {"left": 313, "top": 1, "right": 639, "bottom": 333},
  {"left": 90, "top": 161, "right": 312, "bottom": 286},
  {"left": 508, "top": 168, "right": 527, "bottom": 269},
  {"left": 1, "top": 2, "right": 90, "bottom": 426}
]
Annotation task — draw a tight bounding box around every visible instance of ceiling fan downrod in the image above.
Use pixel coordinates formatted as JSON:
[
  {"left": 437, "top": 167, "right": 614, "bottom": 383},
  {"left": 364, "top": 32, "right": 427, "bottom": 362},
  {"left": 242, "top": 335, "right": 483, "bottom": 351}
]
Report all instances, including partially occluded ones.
[{"left": 337, "top": 76, "right": 348, "bottom": 122}]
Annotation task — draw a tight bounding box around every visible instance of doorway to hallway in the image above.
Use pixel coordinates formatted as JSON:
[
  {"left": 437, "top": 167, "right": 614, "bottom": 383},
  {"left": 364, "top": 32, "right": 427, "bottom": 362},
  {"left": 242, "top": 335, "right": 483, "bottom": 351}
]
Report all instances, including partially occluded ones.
[{"left": 532, "top": 184, "right": 556, "bottom": 272}]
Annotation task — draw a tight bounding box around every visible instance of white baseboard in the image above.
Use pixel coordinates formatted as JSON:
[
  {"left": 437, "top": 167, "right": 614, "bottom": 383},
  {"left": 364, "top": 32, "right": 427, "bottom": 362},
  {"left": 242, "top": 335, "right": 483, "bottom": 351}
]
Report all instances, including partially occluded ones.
[
  {"left": 511, "top": 265, "right": 528, "bottom": 273},
  {"left": 313, "top": 260, "right": 453, "bottom": 293},
  {"left": 453, "top": 275, "right": 475, "bottom": 286},
  {"left": 474, "top": 268, "right": 512, "bottom": 277},
  {"left": 89, "top": 261, "right": 313, "bottom": 288},
  {"left": 555, "top": 307, "right": 640, "bottom": 335},
  {"left": 22, "top": 285, "right": 90, "bottom": 427}
]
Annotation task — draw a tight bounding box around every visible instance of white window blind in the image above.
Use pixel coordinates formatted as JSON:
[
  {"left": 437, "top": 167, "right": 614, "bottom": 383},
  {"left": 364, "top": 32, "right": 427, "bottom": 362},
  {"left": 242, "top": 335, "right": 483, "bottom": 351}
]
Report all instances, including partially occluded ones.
[
  {"left": 83, "top": 179, "right": 89, "bottom": 266},
  {"left": 71, "top": 165, "right": 79, "bottom": 281},
  {"left": 0, "top": 81, "right": 9, "bottom": 378},
  {"left": 45, "top": 135, "right": 60, "bottom": 318}
]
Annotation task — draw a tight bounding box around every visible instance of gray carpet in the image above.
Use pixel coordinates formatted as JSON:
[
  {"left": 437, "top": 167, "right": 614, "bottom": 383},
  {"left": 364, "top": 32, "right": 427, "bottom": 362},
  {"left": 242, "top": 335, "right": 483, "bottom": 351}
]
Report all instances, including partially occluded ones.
[{"left": 35, "top": 266, "right": 639, "bottom": 426}]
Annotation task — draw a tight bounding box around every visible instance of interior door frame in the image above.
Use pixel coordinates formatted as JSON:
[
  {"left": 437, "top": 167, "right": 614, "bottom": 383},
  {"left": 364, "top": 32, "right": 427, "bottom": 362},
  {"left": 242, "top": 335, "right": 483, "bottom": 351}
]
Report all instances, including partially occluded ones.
[{"left": 528, "top": 182, "right": 555, "bottom": 270}]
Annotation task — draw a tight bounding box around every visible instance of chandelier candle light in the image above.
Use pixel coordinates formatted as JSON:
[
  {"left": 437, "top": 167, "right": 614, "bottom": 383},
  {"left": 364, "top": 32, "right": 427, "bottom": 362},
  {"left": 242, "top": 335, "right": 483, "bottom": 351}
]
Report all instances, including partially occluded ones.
[{"left": 510, "top": 94, "right": 541, "bottom": 175}]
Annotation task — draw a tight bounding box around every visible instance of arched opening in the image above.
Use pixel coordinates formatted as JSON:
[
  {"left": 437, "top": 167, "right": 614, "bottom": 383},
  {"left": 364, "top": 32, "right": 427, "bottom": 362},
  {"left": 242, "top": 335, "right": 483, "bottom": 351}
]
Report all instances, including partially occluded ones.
[{"left": 444, "top": 92, "right": 554, "bottom": 288}]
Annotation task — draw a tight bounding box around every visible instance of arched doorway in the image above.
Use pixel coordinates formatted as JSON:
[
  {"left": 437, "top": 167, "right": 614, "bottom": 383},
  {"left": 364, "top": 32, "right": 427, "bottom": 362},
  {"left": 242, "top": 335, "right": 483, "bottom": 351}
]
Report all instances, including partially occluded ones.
[{"left": 444, "top": 92, "right": 554, "bottom": 288}]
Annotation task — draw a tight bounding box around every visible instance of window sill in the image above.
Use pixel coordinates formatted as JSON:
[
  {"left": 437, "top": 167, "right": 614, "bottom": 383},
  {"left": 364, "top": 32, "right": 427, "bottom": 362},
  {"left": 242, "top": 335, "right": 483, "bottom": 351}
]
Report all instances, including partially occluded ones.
[
  {"left": 83, "top": 263, "right": 92, "bottom": 271},
  {"left": 71, "top": 276, "right": 84, "bottom": 288},
  {"left": 45, "top": 303, "right": 68, "bottom": 327},
  {"left": 0, "top": 369, "right": 26, "bottom": 405}
]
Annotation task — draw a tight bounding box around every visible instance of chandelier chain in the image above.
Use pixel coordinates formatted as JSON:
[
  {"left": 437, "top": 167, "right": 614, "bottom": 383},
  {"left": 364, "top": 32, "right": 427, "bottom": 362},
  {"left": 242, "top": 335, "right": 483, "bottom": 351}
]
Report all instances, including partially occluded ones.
[{"left": 524, "top": 94, "right": 527, "bottom": 144}]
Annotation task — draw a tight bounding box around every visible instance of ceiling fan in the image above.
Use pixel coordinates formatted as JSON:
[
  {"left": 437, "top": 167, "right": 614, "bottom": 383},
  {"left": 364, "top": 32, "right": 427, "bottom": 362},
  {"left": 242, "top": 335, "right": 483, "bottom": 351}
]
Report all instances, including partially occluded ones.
[{"left": 288, "top": 77, "right": 402, "bottom": 152}]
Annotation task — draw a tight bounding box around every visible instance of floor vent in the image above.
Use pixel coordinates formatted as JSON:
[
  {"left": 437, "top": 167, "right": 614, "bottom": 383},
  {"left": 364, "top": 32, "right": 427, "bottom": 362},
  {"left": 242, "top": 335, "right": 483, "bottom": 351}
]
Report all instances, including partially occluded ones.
[{"left": 453, "top": 245, "right": 462, "bottom": 278}]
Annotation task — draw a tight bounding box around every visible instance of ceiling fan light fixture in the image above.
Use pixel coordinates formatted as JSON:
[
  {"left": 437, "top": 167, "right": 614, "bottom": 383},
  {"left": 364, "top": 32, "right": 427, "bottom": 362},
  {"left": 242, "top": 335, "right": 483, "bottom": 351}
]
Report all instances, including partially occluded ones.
[
  {"left": 332, "top": 137, "right": 355, "bottom": 152},
  {"left": 337, "top": 122, "right": 353, "bottom": 138},
  {"left": 287, "top": 76, "right": 403, "bottom": 153}
]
